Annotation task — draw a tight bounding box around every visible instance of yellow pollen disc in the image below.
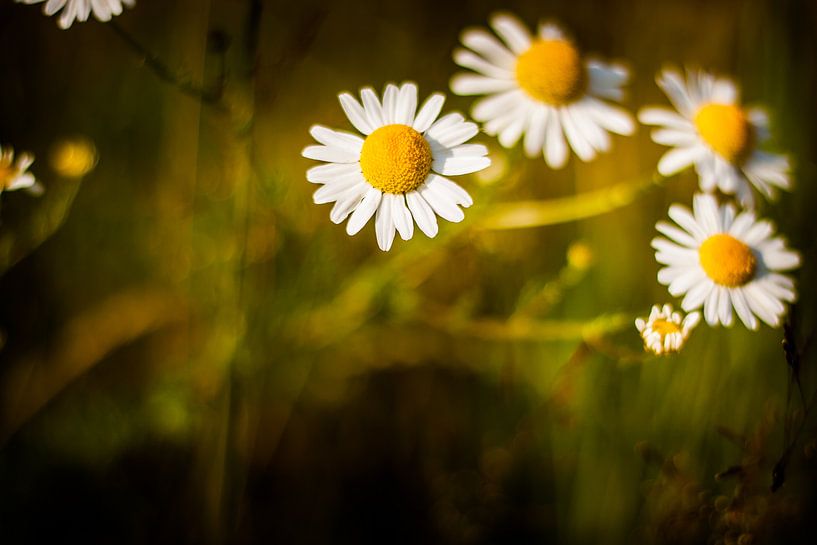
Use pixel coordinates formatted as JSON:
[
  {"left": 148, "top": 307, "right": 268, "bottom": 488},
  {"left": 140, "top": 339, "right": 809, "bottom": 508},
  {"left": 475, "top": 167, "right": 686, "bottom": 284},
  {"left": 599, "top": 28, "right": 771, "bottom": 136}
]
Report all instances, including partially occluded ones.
[
  {"left": 0, "top": 165, "right": 14, "bottom": 189},
  {"left": 699, "top": 234, "right": 757, "bottom": 287},
  {"left": 652, "top": 319, "right": 681, "bottom": 337},
  {"left": 515, "top": 39, "right": 586, "bottom": 105},
  {"left": 693, "top": 103, "right": 754, "bottom": 163},
  {"left": 359, "top": 124, "right": 432, "bottom": 194}
]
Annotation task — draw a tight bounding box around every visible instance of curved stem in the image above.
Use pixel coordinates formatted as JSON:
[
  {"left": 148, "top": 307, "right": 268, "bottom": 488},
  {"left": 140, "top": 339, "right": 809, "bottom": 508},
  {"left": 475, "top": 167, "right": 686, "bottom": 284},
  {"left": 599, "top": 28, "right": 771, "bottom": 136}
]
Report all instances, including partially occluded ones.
[{"left": 108, "top": 20, "right": 224, "bottom": 105}]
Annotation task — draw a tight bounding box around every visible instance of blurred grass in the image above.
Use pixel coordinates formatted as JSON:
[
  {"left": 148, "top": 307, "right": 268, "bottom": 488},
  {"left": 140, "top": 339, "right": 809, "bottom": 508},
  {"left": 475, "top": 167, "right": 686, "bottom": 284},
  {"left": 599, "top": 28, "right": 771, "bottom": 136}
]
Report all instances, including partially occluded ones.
[{"left": 1, "top": 0, "right": 817, "bottom": 543}]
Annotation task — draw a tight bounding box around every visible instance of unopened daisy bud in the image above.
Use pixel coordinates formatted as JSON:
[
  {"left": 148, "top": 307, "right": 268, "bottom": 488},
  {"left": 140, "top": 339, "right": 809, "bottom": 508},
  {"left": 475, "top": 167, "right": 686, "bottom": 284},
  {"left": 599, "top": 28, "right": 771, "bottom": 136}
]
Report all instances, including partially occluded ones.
[
  {"left": 50, "top": 137, "right": 98, "bottom": 178},
  {"left": 0, "top": 145, "right": 42, "bottom": 196},
  {"left": 635, "top": 303, "right": 700, "bottom": 355}
]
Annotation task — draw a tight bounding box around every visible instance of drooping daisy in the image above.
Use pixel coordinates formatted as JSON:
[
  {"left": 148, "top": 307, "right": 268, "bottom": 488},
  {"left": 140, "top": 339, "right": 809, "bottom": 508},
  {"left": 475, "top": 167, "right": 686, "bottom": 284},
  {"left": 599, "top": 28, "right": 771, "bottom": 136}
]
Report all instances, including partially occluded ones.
[
  {"left": 635, "top": 304, "right": 699, "bottom": 355},
  {"left": 0, "top": 146, "right": 42, "bottom": 196},
  {"left": 639, "top": 68, "right": 790, "bottom": 206},
  {"left": 450, "top": 13, "right": 635, "bottom": 169},
  {"left": 653, "top": 193, "right": 800, "bottom": 330},
  {"left": 16, "top": 0, "right": 135, "bottom": 29},
  {"left": 302, "top": 83, "right": 490, "bottom": 251}
]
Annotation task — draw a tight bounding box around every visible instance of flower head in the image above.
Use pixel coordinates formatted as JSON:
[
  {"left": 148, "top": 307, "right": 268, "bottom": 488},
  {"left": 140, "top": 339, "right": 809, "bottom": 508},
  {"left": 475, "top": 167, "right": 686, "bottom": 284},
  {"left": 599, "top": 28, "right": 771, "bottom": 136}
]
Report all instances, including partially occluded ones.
[
  {"left": 635, "top": 304, "right": 699, "bottom": 355},
  {"left": 639, "top": 68, "right": 790, "bottom": 206},
  {"left": 303, "top": 83, "right": 490, "bottom": 251},
  {"left": 653, "top": 193, "right": 800, "bottom": 329},
  {"left": 450, "top": 13, "right": 634, "bottom": 169},
  {"left": 16, "top": 0, "right": 135, "bottom": 29},
  {"left": 0, "top": 145, "right": 42, "bottom": 196}
]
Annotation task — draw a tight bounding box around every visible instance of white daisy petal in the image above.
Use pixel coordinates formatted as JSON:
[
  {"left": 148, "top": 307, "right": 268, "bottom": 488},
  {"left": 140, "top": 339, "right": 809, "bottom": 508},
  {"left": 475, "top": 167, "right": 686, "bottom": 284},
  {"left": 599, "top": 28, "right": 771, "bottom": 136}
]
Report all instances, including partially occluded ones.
[
  {"left": 450, "top": 74, "right": 517, "bottom": 95},
  {"left": 453, "top": 48, "right": 514, "bottom": 79},
  {"left": 390, "top": 194, "right": 414, "bottom": 241},
  {"left": 413, "top": 93, "right": 446, "bottom": 133},
  {"left": 381, "top": 84, "right": 399, "bottom": 125},
  {"left": 460, "top": 28, "right": 517, "bottom": 69},
  {"left": 582, "top": 97, "right": 635, "bottom": 136},
  {"left": 560, "top": 107, "right": 595, "bottom": 161},
  {"left": 406, "top": 191, "right": 439, "bottom": 238},
  {"left": 490, "top": 12, "right": 532, "bottom": 54},
  {"left": 394, "top": 83, "right": 418, "bottom": 126},
  {"left": 638, "top": 107, "right": 693, "bottom": 129},
  {"left": 346, "top": 187, "right": 382, "bottom": 236},
  {"left": 302, "top": 145, "right": 359, "bottom": 164},
  {"left": 375, "top": 196, "right": 396, "bottom": 251},
  {"left": 418, "top": 179, "right": 465, "bottom": 223},
  {"left": 426, "top": 174, "right": 473, "bottom": 207},
  {"left": 339, "top": 93, "right": 375, "bottom": 135},
  {"left": 360, "top": 87, "right": 386, "bottom": 128},
  {"left": 306, "top": 162, "right": 361, "bottom": 184},
  {"left": 542, "top": 107, "right": 567, "bottom": 169},
  {"left": 432, "top": 155, "right": 491, "bottom": 176},
  {"left": 309, "top": 125, "right": 364, "bottom": 154},
  {"left": 657, "top": 145, "right": 706, "bottom": 176},
  {"left": 523, "top": 106, "right": 547, "bottom": 157}
]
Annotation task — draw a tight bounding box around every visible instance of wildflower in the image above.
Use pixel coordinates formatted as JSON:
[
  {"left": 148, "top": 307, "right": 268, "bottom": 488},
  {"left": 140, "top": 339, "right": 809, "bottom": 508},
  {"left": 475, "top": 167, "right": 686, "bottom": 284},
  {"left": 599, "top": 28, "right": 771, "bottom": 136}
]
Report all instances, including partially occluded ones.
[
  {"left": 450, "top": 13, "right": 634, "bottom": 169},
  {"left": 639, "top": 68, "right": 789, "bottom": 206},
  {"left": 635, "top": 304, "right": 699, "bottom": 355},
  {"left": 0, "top": 145, "right": 42, "bottom": 196},
  {"left": 303, "top": 83, "right": 490, "bottom": 251},
  {"left": 653, "top": 193, "right": 800, "bottom": 329},
  {"left": 16, "top": 0, "right": 135, "bottom": 29}
]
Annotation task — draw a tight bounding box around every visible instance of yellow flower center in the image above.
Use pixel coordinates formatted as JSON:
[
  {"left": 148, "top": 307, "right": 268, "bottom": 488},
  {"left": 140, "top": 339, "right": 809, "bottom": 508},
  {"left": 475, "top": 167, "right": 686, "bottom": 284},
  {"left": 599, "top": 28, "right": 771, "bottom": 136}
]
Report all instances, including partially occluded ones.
[
  {"left": 699, "top": 234, "right": 757, "bottom": 287},
  {"left": 359, "top": 124, "right": 432, "bottom": 194},
  {"left": 693, "top": 103, "right": 755, "bottom": 163},
  {"left": 0, "top": 165, "right": 14, "bottom": 189},
  {"left": 515, "top": 39, "right": 586, "bottom": 105},
  {"left": 652, "top": 319, "right": 682, "bottom": 338}
]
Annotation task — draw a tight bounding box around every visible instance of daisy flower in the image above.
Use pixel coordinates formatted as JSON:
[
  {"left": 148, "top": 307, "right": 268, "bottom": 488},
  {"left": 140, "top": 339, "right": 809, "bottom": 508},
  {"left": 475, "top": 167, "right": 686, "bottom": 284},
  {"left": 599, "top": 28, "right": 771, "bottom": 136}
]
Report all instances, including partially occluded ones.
[
  {"left": 653, "top": 193, "right": 800, "bottom": 330},
  {"left": 16, "top": 0, "right": 135, "bottom": 29},
  {"left": 0, "top": 145, "right": 42, "bottom": 196},
  {"left": 639, "top": 68, "right": 790, "bottom": 206},
  {"left": 450, "top": 13, "right": 635, "bottom": 169},
  {"left": 302, "top": 83, "right": 490, "bottom": 251},
  {"left": 635, "top": 303, "right": 700, "bottom": 355}
]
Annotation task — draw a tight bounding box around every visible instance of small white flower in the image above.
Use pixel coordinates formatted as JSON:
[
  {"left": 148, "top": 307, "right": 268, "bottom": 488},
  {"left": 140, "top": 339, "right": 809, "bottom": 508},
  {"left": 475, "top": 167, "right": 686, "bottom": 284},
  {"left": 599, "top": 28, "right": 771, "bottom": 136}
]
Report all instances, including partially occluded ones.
[
  {"left": 16, "top": 0, "right": 135, "bottom": 29},
  {"left": 303, "top": 83, "right": 490, "bottom": 251},
  {"left": 0, "top": 145, "right": 42, "bottom": 196},
  {"left": 639, "top": 67, "right": 790, "bottom": 207},
  {"left": 653, "top": 193, "right": 800, "bottom": 330},
  {"left": 635, "top": 304, "right": 700, "bottom": 355},
  {"left": 450, "top": 13, "right": 635, "bottom": 169}
]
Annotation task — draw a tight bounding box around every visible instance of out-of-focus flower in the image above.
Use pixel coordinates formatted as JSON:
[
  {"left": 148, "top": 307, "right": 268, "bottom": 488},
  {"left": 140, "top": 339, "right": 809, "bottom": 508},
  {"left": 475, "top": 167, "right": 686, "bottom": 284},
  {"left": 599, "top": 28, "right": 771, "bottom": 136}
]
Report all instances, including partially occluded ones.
[
  {"left": 0, "top": 145, "right": 42, "bottom": 196},
  {"left": 50, "top": 137, "right": 98, "bottom": 178},
  {"left": 635, "top": 303, "right": 699, "bottom": 355},
  {"left": 302, "top": 83, "right": 490, "bottom": 251},
  {"left": 16, "top": 0, "right": 135, "bottom": 29},
  {"left": 566, "top": 241, "right": 593, "bottom": 271},
  {"left": 639, "top": 68, "right": 789, "bottom": 207},
  {"left": 652, "top": 193, "right": 800, "bottom": 329},
  {"left": 450, "top": 13, "right": 634, "bottom": 169}
]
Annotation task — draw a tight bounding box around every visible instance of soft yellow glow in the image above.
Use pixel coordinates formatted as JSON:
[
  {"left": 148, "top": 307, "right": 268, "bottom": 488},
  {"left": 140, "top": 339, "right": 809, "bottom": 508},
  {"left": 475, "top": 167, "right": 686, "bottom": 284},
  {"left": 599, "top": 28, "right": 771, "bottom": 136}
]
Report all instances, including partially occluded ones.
[
  {"left": 693, "top": 103, "right": 754, "bottom": 163},
  {"left": 359, "top": 124, "right": 432, "bottom": 194},
  {"left": 515, "top": 39, "right": 586, "bottom": 105},
  {"left": 699, "top": 234, "right": 756, "bottom": 287},
  {"left": 50, "top": 137, "right": 98, "bottom": 178}
]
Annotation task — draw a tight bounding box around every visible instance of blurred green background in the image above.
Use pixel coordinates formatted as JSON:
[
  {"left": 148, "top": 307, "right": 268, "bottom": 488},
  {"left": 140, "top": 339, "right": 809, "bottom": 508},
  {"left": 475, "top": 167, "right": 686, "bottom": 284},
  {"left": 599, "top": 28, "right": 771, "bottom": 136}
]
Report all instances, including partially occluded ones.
[{"left": 1, "top": 0, "right": 817, "bottom": 543}]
